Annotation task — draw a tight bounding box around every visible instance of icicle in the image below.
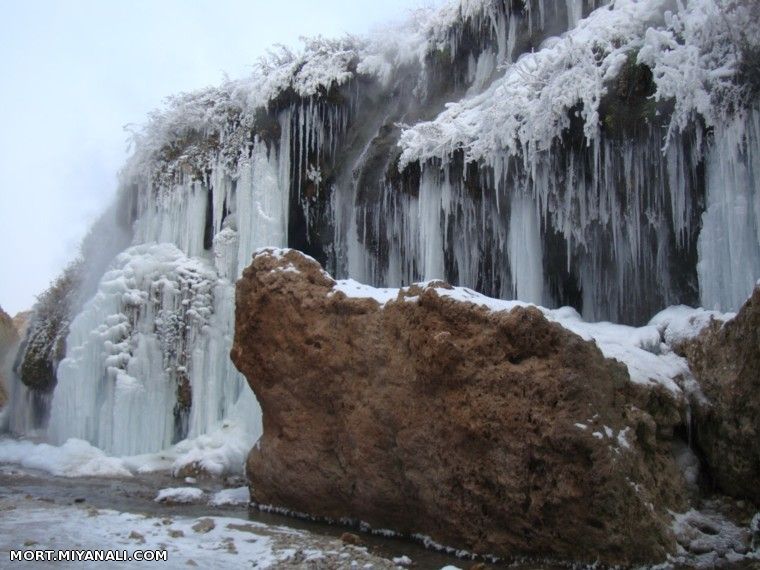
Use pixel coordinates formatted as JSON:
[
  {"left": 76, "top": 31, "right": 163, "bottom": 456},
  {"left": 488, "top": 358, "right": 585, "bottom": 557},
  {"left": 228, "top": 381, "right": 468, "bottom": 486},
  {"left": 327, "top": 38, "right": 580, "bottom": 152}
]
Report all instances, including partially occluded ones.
[
  {"left": 507, "top": 194, "right": 544, "bottom": 304},
  {"left": 698, "top": 105, "right": 760, "bottom": 311},
  {"left": 236, "top": 137, "right": 289, "bottom": 277},
  {"left": 418, "top": 168, "right": 446, "bottom": 281}
]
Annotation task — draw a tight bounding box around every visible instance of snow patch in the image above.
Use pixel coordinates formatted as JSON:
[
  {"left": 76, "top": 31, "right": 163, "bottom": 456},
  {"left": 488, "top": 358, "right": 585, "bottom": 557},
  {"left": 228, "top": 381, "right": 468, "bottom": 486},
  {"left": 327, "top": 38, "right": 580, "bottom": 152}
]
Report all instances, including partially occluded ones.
[
  {"left": 649, "top": 305, "right": 735, "bottom": 347},
  {"left": 209, "top": 486, "right": 250, "bottom": 507},
  {"left": 154, "top": 487, "right": 205, "bottom": 504},
  {"left": 0, "top": 438, "right": 131, "bottom": 478}
]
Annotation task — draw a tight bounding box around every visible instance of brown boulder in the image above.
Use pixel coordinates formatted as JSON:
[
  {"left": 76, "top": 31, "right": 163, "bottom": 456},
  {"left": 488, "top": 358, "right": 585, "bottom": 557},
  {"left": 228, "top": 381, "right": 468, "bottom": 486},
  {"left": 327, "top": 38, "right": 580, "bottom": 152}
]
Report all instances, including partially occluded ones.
[
  {"left": 681, "top": 287, "right": 760, "bottom": 504},
  {"left": 231, "top": 249, "right": 687, "bottom": 566}
]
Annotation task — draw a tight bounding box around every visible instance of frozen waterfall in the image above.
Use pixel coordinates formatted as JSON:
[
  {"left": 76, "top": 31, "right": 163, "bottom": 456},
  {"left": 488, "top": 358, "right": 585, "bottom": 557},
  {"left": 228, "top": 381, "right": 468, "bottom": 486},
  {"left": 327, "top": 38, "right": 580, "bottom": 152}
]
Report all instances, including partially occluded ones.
[
  {"left": 7, "top": 0, "right": 759, "bottom": 465},
  {"left": 49, "top": 132, "right": 291, "bottom": 456}
]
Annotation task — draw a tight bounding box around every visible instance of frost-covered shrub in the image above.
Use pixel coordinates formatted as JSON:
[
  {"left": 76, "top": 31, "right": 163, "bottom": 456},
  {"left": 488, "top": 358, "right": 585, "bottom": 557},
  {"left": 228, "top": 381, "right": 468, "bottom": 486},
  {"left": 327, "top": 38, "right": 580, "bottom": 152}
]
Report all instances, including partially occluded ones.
[{"left": 122, "top": 36, "right": 365, "bottom": 190}]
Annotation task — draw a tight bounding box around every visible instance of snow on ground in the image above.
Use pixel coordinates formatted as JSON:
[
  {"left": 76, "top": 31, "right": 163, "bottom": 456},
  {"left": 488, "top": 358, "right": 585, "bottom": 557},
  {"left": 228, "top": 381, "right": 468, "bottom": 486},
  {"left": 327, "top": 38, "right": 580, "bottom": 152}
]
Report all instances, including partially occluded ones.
[
  {"left": 0, "top": 419, "right": 256, "bottom": 480},
  {"left": 0, "top": 493, "right": 399, "bottom": 569},
  {"left": 0, "top": 439, "right": 131, "bottom": 478}
]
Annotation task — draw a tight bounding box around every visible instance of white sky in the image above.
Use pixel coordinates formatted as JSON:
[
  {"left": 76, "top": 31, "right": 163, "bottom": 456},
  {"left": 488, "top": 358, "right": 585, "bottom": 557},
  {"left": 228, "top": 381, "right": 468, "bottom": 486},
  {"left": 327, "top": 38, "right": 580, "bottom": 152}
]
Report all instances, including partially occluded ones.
[{"left": 0, "top": 0, "right": 442, "bottom": 315}]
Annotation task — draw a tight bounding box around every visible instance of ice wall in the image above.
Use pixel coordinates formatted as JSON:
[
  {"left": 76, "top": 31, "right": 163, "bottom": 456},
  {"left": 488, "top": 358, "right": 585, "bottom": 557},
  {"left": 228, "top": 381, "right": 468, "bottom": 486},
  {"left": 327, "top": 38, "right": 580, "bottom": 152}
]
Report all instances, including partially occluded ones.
[
  {"left": 48, "top": 129, "right": 291, "bottom": 456},
  {"left": 698, "top": 105, "right": 760, "bottom": 311},
  {"left": 9, "top": 0, "right": 759, "bottom": 461}
]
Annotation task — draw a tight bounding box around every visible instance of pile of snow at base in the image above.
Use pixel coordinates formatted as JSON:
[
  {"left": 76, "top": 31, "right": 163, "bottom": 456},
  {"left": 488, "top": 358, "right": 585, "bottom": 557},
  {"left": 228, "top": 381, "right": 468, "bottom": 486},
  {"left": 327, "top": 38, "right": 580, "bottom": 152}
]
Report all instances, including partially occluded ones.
[
  {"left": 0, "top": 418, "right": 255, "bottom": 479},
  {"left": 128, "top": 419, "right": 255, "bottom": 476},
  {"left": 154, "top": 487, "right": 205, "bottom": 504},
  {"left": 164, "top": 420, "right": 253, "bottom": 478},
  {"left": 256, "top": 247, "right": 737, "bottom": 396},
  {"left": 209, "top": 486, "right": 250, "bottom": 507},
  {"left": 0, "top": 438, "right": 131, "bottom": 478}
]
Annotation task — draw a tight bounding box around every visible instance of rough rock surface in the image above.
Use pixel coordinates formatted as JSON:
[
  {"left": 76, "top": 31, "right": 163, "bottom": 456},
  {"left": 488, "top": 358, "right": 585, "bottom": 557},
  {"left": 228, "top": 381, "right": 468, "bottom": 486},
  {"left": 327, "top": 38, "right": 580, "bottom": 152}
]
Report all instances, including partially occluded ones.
[
  {"left": 0, "top": 305, "right": 20, "bottom": 405},
  {"left": 12, "top": 311, "right": 31, "bottom": 339},
  {"left": 232, "top": 250, "right": 689, "bottom": 567},
  {"left": 682, "top": 287, "right": 760, "bottom": 505}
]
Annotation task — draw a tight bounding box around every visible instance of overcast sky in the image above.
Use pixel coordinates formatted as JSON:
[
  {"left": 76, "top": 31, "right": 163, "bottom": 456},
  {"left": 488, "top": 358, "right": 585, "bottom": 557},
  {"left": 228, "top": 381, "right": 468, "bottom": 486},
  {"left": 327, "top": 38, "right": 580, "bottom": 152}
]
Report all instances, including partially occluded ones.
[{"left": 0, "top": 0, "right": 441, "bottom": 315}]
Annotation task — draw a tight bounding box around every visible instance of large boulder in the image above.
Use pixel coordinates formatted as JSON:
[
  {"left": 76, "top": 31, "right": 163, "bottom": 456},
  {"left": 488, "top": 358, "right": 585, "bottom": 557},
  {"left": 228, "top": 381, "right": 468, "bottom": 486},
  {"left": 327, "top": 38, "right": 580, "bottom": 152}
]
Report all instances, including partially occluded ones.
[
  {"left": 231, "top": 249, "right": 687, "bottom": 566},
  {"left": 681, "top": 287, "right": 760, "bottom": 504}
]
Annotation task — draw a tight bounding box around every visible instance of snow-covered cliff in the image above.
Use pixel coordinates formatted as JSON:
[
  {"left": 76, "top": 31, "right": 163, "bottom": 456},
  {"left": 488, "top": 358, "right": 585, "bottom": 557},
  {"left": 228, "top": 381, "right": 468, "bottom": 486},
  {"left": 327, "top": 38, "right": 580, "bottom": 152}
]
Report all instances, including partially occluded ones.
[{"left": 5, "top": 0, "right": 759, "bottom": 463}]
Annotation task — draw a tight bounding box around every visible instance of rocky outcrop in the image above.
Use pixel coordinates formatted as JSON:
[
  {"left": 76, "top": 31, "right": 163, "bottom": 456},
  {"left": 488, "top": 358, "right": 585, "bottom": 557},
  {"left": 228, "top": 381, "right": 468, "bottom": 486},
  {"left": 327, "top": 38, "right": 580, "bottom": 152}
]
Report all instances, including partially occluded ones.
[
  {"left": 682, "top": 286, "right": 760, "bottom": 504},
  {"left": 16, "top": 261, "right": 81, "bottom": 393},
  {"left": 232, "top": 249, "right": 688, "bottom": 567},
  {"left": 12, "top": 311, "right": 31, "bottom": 339},
  {"left": 0, "top": 305, "right": 20, "bottom": 405}
]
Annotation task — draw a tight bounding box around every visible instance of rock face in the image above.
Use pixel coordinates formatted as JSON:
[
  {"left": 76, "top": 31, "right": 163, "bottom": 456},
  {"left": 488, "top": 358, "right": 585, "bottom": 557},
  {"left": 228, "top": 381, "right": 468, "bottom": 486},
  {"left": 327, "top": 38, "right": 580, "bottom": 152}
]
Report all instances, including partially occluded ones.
[
  {"left": 0, "top": 305, "right": 20, "bottom": 405},
  {"left": 682, "top": 287, "right": 760, "bottom": 504},
  {"left": 12, "top": 311, "right": 31, "bottom": 339},
  {"left": 232, "top": 249, "right": 688, "bottom": 566}
]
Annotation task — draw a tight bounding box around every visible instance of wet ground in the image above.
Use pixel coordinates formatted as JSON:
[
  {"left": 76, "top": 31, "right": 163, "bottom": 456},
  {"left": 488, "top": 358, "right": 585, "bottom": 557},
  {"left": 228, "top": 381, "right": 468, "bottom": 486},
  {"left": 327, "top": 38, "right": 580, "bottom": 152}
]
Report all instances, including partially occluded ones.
[
  {"left": 0, "top": 465, "right": 517, "bottom": 569},
  {"left": 1, "top": 464, "right": 758, "bottom": 569}
]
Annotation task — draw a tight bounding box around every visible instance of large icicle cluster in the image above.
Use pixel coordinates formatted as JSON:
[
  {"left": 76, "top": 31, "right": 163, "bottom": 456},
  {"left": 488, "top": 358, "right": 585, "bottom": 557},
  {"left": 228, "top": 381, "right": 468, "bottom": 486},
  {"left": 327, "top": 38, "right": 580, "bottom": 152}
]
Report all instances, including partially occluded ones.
[{"left": 49, "top": 244, "right": 257, "bottom": 456}]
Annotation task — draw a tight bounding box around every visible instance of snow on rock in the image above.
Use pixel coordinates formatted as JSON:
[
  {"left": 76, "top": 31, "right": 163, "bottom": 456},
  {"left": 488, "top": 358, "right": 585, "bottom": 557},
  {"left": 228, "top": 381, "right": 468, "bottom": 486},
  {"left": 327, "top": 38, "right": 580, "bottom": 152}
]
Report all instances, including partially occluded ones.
[
  {"left": 154, "top": 487, "right": 205, "bottom": 504},
  {"left": 287, "top": 249, "right": 691, "bottom": 393},
  {"left": 209, "top": 486, "right": 250, "bottom": 507},
  {"left": 671, "top": 509, "right": 756, "bottom": 568},
  {"left": 331, "top": 279, "right": 401, "bottom": 306},
  {"left": 648, "top": 305, "right": 735, "bottom": 347},
  {"left": 263, "top": 250, "right": 693, "bottom": 395}
]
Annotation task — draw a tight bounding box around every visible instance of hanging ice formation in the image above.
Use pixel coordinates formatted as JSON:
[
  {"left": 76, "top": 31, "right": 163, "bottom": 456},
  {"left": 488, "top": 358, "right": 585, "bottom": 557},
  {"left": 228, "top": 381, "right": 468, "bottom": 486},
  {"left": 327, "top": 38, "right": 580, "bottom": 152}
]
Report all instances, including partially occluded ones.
[{"left": 6, "top": 0, "right": 760, "bottom": 457}]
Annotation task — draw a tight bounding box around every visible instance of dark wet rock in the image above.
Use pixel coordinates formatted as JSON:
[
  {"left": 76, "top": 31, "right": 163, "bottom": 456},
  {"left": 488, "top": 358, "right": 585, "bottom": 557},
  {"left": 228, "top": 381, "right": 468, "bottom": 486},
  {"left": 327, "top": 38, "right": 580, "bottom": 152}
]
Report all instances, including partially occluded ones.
[
  {"left": 191, "top": 518, "right": 215, "bottom": 534},
  {"left": 681, "top": 286, "right": 760, "bottom": 505},
  {"left": 340, "top": 532, "right": 361, "bottom": 545}
]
